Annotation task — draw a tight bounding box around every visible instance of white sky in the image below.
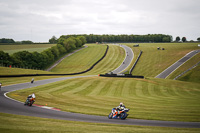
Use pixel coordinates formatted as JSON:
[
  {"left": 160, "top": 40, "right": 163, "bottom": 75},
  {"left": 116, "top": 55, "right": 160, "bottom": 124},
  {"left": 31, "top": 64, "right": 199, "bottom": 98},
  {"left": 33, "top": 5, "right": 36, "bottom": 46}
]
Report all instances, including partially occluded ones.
[{"left": 0, "top": 0, "right": 199, "bottom": 42}]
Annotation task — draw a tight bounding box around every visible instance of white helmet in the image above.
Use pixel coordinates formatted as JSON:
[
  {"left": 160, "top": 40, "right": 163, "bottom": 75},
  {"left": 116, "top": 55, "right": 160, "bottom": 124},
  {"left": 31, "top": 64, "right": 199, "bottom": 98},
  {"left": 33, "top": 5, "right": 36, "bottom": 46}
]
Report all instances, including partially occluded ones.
[{"left": 120, "top": 102, "right": 123, "bottom": 106}]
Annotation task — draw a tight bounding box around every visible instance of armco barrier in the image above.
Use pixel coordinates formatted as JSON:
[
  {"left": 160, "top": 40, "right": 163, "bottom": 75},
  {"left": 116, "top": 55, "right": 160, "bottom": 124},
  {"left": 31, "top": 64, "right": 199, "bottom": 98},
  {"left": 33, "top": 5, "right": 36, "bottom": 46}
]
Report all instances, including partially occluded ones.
[
  {"left": 99, "top": 73, "right": 144, "bottom": 78},
  {"left": 0, "top": 45, "right": 109, "bottom": 78},
  {"left": 129, "top": 50, "right": 143, "bottom": 74},
  {"left": 174, "top": 61, "right": 200, "bottom": 80}
]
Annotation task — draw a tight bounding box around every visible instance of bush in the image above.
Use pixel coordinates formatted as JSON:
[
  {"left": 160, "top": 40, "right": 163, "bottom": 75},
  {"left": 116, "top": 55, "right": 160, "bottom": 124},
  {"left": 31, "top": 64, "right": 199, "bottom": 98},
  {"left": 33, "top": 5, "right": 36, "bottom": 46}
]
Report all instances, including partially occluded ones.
[{"left": 63, "top": 37, "right": 76, "bottom": 51}]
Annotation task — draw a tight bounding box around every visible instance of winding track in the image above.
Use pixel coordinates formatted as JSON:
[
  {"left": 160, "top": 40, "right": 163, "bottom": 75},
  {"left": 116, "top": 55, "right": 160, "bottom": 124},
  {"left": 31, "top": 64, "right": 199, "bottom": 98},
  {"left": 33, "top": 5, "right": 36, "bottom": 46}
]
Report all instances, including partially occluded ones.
[
  {"left": 156, "top": 50, "right": 200, "bottom": 79},
  {"left": 111, "top": 44, "right": 134, "bottom": 74},
  {"left": 0, "top": 45, "right": 200, "bottom": 128}
]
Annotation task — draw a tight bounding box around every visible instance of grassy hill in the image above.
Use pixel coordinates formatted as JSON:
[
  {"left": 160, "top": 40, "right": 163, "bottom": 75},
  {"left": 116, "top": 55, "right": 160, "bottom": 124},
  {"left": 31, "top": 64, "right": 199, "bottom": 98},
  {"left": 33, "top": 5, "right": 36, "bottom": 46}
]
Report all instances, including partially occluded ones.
[
  {"left": 50, "top": 44, "right": 108, "bottom": 73},
  {"left": 85, "top": 44, "right": 125, "bottom": 75},
  {"left": 50, "top": 44, "right": 125, "bottom": 75},
  {"left": 0, "top": 44, "right": 56, "bottom": 55},
  {"left": 1, "top": 42, "right": 200, "bottom": 132},
  {"left": 125, "top": 43, "right": 199, "bottom": 78},
  {"left": 8, "top": 76, "right": 200, "bottom": 122}
]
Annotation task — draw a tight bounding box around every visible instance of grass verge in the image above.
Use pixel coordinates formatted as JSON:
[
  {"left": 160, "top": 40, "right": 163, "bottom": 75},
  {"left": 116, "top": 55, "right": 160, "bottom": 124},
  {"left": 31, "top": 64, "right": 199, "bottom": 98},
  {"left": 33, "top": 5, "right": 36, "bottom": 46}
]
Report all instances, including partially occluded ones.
[
  {"left": 0, "top": 113, "right": 199, "bottom": 133},
  {"left": 178, "top": 64, "right": 200, "bottom": 83}
]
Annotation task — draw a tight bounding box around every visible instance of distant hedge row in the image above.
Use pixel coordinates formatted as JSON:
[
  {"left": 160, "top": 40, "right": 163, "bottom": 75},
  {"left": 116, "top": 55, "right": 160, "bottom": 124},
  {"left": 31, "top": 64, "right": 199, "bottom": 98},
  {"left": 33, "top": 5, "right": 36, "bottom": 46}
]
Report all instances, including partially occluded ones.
[
  {"left": 60, "top": 34, "right": 173, "bottom": 43},
  {"left": 0, "top": 36, "right": 86, "bottom": 70}
]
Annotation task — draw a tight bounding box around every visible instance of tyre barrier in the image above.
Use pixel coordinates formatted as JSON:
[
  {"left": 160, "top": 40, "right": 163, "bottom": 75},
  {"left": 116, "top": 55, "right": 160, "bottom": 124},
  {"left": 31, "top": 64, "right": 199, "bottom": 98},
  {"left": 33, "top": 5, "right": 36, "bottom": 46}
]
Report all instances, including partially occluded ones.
[
  {"left": 99, "top": 73, "right": 144, "bottom": 78},
  {"left": 0, "top": 45, "right": 109, "bottom": 78},
  {"left": 129, "top": 50, "right": 143, "bottom": 74}
]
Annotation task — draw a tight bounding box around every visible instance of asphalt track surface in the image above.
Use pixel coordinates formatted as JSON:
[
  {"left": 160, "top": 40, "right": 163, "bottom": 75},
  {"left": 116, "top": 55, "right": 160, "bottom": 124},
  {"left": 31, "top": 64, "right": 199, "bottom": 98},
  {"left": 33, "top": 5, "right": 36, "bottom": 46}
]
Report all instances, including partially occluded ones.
[
  {"left": 0, "top": 46, "right": 200, "bottom": 128},
  {"left": 156, "top": 49, "right": 200, "bottom": 79},
  {"left": 111, "top": 44, "right": 134, "bottom": 74}
]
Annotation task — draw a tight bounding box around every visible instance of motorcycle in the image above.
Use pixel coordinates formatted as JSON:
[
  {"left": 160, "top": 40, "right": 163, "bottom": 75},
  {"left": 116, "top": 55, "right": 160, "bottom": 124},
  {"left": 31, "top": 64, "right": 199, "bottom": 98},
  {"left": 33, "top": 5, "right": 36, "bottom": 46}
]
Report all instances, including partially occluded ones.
[
  {"left": 24, "top": 96, "right": 35, "bottom": 106},
  {"left": 108, "top": 108, "right": 130, "bottom": 120}
]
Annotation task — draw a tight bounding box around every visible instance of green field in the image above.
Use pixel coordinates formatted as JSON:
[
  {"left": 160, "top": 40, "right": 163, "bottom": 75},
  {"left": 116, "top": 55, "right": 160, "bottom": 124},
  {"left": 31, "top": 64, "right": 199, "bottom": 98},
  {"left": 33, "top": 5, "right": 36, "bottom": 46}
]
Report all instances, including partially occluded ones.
[
  {"left": 1, "top": 113, "right": 199, "bottom": 133},
  {"left": 0, "top": 44, "right": 56, "bottom": 54},
  {"left": 0, "top": 66, "right": 53, "bottom": 75},
  {"left": 50, "top": 44, "right": 109, "bottom": 73},
  {"left": 85, "top": 44, "right": 125, "bottom": 75},
  {"left": 8, "top": 76, "right": 200, "bottom": 122},
  {"left": 125, "top": 43, "right": 199, "bottom": 78},
  {"left": 1, "top": 42, "right": 200, "bottom": 132}
]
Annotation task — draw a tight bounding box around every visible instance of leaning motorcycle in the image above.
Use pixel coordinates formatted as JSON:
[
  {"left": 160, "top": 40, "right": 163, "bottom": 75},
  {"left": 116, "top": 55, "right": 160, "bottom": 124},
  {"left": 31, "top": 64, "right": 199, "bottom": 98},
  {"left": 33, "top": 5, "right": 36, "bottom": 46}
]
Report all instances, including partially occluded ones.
[
  {"left": 108, "top": 108, "right": 130, "bottom": 120},
  {"left": 24, "top": 97, "right": 35, "bottom": 106}
]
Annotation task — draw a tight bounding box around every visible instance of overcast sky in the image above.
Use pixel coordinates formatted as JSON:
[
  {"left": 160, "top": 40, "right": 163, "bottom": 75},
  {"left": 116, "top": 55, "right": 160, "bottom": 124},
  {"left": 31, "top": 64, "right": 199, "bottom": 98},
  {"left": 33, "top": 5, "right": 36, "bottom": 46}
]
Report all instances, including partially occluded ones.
[{"left": 0, "top": 0, "right": 199, "bottom": 42}]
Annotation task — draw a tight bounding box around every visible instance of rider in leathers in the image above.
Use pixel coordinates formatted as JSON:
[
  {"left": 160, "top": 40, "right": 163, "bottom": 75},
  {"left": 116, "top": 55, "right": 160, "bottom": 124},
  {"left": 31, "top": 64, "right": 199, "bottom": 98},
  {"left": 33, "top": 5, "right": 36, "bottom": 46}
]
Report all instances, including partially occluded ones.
[
  {"left": 27, "top": 93, "right": 35, "bottom": 103},
  {"left": 113, "top": 102, "right": 126, "bottom": 118}
]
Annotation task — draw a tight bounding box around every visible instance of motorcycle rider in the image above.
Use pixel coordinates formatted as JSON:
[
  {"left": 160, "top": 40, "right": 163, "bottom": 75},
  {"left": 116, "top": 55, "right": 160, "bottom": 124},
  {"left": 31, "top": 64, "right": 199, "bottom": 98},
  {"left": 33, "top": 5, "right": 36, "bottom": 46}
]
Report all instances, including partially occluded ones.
[
  {"left": 31, "top": 78, "right": 34, "bottom": 84},
  {"left": 113, "top": 102, "right": 126, "bottom": 118},
  {"left": 27, "top": 93, "right": 36, "bottom": 104}
]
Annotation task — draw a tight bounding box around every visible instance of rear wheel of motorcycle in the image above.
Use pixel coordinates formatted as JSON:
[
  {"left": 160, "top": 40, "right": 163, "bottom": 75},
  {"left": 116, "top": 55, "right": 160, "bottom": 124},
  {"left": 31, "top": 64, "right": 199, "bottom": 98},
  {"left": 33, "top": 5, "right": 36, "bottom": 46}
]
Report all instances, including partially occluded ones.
[{"left": 108, "top": 113, "right": 113, "bottom": 119}]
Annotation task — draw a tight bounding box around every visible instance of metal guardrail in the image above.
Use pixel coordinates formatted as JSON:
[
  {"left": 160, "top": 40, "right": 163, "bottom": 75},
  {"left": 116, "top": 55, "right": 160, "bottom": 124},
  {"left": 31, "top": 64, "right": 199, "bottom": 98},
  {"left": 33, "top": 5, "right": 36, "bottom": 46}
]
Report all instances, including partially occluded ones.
[
  {"left": 99, "top": 73, "right": 144, "bottom": 78},
  {"left": 174, "top": 61, "right": 200, "bottom": 80},
  {"left": 129, "top": 50, "right": 143, "bottom": 74}
]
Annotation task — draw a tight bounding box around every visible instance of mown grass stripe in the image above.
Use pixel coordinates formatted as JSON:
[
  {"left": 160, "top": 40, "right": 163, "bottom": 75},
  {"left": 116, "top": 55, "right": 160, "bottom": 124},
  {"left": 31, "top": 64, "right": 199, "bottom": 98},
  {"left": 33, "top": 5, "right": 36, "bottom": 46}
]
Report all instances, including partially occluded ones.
[{"left": 8, "top": 76, "right": 200, "bottom": 122}]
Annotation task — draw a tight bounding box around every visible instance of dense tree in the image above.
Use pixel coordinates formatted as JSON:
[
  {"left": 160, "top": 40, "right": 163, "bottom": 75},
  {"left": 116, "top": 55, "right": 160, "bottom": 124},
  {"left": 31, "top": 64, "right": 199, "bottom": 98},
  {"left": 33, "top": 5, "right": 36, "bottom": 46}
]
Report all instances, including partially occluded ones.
[
  {"left": 56, "top": 44, "right": 66, "bottom": 55},
  {"left": 63, "top": 37, "right": 76, "bottom": 51},
  {"left": 50, "top": 46, "right": 60, "bottom": 59},
  {"left": 182, "top": 37, "right": 187, "bottom": 42},
  {"left": 162, "top": 36, "right": 171, "bottom": 42},
  {"left": 74, "top": 38, "right": 82, "bottom": 47},
  {"left": 57, "top": 38, "right": 65, "bottom": 46},
  {"left": 12, "top": 51, "right": 33, "bottom": 68},
  {"left": 31, "top": 52, "right": 43, "bottom": 69},
  {"left": 0, "top": 38, "right": 15, "bottom": 43},
  {"left": 49, "top": 36, "right": 58, "bottom": 44},
  {"left": 197, "top": 37, "right": 200, "bottom": 42},
  {"left": 40, "top": 52, "right": 50, "bottom": 69},
  {"left": 59, "top": 34, "right": 173, "bottom": 43},
  {"left": 21, "top": 40, "right": 33, "bottom": 44},
  {"left": 41, "top": 49, "right": 55, "bottom": 65},
  {"left": 0, "top": 50, "right": 12, "bottom": 66},
  {"left": 77, "top": 36, "right": 87, "bottom": 45},
  {"left": 176, "top": 36, "right": 180, "bottom": 42}
]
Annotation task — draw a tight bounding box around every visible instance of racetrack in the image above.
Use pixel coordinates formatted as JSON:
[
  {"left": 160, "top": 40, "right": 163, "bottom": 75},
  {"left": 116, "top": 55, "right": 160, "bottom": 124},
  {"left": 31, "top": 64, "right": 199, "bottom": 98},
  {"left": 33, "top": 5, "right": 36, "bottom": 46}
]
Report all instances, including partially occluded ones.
[
  {"left": 111, "top": 44, "right": 134, "bottom": 74},
  {"left": 0, "top": 45, "right": 200, "bottom": 128},
  {"left": 156, "top": 50, "right": 200, "bottom": 79},
  {"left": 0, "top": 76, "right": 199, "bottom": 128}
]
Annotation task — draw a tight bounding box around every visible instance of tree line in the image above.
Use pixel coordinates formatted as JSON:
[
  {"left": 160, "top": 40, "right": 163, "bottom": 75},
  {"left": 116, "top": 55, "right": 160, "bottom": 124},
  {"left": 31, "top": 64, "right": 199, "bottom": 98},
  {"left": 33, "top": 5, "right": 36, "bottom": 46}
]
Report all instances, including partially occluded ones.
[
  {"left": 59, "top": 34, "right": 173, "bottom": 43},
  {"left": 175, "top": 36, "right": 199, "bottom": 42},
  {"left": 0, "top": 36, "right": 86, "bottom": 70},
  {"left": 0, "top": 38, "right": 34, "bottom": 44}
]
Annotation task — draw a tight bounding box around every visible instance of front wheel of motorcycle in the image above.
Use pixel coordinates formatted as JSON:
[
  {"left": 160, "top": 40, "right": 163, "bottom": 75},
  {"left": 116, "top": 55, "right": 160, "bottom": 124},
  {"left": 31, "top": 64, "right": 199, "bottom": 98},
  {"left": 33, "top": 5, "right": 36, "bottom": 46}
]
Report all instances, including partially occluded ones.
[
  {"left": 108, "top": 113, "right": 113, "bottom": 119},
  {"left": 120, "top": 112, "right": 127, "bottom": 120}
]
